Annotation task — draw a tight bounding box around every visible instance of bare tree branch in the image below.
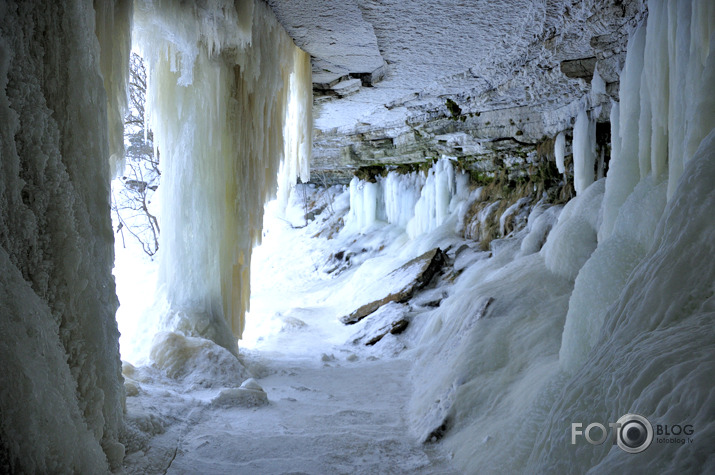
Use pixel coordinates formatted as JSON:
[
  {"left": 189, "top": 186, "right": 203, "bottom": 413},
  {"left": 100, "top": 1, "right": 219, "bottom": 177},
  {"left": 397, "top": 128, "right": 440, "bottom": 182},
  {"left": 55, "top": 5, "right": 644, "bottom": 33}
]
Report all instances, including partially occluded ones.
[{"left": 114, "top": 52, "right": 161, "bottom": 257}]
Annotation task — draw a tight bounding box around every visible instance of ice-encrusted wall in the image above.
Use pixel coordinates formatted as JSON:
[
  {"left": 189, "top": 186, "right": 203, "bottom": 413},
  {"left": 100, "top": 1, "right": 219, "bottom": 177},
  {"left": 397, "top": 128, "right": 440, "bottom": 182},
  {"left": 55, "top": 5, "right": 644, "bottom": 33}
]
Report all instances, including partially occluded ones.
[
  {"left": 407, "top": 1, "right": 714, "bottom": 472},
  {"left": 134, "top": 0, "right": 312, "bottom": 354},
  {"left": 0, "top": 0, "right": 131, "bottom": 471}
]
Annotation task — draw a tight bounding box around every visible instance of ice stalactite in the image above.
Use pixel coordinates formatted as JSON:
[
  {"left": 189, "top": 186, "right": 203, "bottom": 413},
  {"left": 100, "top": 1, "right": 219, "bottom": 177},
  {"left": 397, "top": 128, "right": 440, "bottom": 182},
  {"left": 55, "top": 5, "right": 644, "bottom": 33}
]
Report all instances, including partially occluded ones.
[
  {"left": 407, "top": 158, "right": 458, "bottom": 239},
  {"left": 134, "top": 0, "right": 312, "bottom": 355},
  {"left": 559, "top": 0, "right": 714, "bottom": 368},
  {"left": 534, "top": 129, "right": 715, "bottom": 475},
  {"left": 598, "top": 26, "right": 646, "bottom": 241},
  {"left": 554, "top": 131, "right": 566, "bottom": 175},
  {"left": 277, "top": 50, "right": 313, "bottom": 213},
  {"left": 347, "top": 178, "right": 381, "bottom": 230},
  {"left": 384, "top": 171, "right": 426, "bottom": 229},
  {"left": 590, "top": 65, "right": 607, "bottom": 97},
  {"left": 0, "top": 0, "right": 131, "bottom": 471},
  {"left": 572, "top": 108, "right": 596, "bottom": 195},
  {"left": 601, "top": 0, "right": 714, "bottom": 240},
  {"left": 345, "top": 158, "right": 465, "bottom": 237},
  {"left": 561, "top": 0, "right": 714, "bottom": 372}
]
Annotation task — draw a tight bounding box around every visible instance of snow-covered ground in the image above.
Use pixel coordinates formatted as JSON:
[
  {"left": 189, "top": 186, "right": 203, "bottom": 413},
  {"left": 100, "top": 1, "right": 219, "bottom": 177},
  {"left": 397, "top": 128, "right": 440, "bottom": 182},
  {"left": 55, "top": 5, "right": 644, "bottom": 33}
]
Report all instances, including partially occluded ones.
[{"left": 116, "top": 183, "right": 463, "bottom": 473}]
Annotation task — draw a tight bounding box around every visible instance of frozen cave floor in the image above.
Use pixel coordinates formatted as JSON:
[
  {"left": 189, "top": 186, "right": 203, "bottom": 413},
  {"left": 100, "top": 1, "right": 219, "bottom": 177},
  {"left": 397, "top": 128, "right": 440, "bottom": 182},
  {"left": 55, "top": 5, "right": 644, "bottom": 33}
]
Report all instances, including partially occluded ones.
[
  {"left": 156, "top": 357, "right": 456, "bottom": 474},
  {"left": 123, "top": 352, "right": 458, "bottom": 474},
  {"left": 118, "top": 186, "right": 462, "bottom": 474}
]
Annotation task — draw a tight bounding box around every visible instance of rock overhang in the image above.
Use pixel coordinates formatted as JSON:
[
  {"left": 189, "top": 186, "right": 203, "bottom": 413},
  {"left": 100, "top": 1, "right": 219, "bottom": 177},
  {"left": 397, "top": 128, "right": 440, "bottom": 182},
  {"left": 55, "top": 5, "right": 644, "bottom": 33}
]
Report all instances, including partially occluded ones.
[{"left": 267, "top": 0, "right": 646, "bottom": 178}]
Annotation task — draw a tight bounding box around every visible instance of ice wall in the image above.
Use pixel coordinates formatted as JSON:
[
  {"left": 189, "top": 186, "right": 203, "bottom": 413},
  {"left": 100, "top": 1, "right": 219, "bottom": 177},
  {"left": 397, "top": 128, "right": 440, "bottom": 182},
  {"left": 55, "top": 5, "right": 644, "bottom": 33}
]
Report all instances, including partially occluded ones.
[
  {"left": 409, "top": 1, "right": 714, "bottom": 472},
  {"left": 532, "top": 128, "right": 715, "bottom": 474},
  {"left": 0, "top": 0, "right": 130, "bottom": 471},
  {"left": 133, "top": 0, "right": 312, "bottom": 354}
]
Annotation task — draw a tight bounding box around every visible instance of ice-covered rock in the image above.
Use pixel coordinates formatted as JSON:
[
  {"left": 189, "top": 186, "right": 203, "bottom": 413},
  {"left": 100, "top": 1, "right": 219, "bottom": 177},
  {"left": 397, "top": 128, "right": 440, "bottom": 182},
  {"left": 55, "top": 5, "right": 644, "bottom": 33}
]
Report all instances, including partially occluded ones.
[
  {"left": 340, "top": 247, "right": 446, "bottom": 324},
  {"left": 211, "top": 381, "right": 269, "bottom": 408},
  {"left": 149, "top": 332, "right": 250, "bottom": 390},
  {"left": 350, "top": 302, "right": 411, "bottom": 346}
]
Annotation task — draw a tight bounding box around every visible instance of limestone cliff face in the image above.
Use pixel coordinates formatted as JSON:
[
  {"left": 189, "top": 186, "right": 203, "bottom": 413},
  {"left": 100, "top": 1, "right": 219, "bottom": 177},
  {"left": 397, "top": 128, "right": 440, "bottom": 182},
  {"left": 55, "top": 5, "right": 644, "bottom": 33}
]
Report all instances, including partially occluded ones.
[{"left": 269, "top": 0, "right": 646, "bottom": 183}]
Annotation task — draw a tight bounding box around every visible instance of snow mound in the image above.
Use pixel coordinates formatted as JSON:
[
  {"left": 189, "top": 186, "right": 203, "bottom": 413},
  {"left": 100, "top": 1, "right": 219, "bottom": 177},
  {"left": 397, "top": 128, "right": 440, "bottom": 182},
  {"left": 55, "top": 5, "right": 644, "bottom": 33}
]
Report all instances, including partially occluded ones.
[
  {"left": 149, "top": 332, "right": 250, "bottom": 390},
  {"left": 280, "top": 316, "right": 308, "bottom": 333},
  {"left": 211, "top": 379, "right": 268, "bottom": 407},
  {"left": 541, "top": 179, "right": 604, "bottom": 279}
]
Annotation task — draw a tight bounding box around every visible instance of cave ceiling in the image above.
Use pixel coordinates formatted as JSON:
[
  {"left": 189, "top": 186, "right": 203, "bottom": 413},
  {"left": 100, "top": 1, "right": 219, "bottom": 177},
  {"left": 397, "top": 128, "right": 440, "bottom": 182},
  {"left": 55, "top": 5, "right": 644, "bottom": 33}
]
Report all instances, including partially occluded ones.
[{"left": 267, "top": 0, "right": 646, "bottom": 177}]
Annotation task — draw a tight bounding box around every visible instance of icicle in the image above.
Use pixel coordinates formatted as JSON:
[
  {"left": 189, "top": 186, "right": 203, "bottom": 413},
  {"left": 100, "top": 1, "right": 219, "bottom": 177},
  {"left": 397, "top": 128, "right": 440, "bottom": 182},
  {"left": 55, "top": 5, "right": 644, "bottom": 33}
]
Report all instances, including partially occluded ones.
[
  {"left": 670, "top": 0, "right": 715, "bottom": 198},
  {"left": 564, "top": 0, "right": 715, "bottom": 370},
  {"left": 599, "top": 24, "right": 646, "bottom": 241},
  {"left": 346, "top": 178, "right": 381, "bottom": 230},
  {"left": 601, "top": 0, "right": 714, "bottom": 240},
  {"left": 642, "top": 0, "right": 670, "bottom": 179},
  {"left": 554, "top": 131, "right": 566, "bottom": 174},
  {"left": 572, "top": 109, "right": 596, "bottom": 194},
  {"left": 590, "top": 65, "right": 606, "bottom": 96},
  {"left": 344, "top": 158, "right": 456, "bottom": 237},
  {"left": 406, "top": 158, "right": 456, "bottom": 239},
  {"left": 362, "top": 181, "right": 379, "bottom": 228},
  {"left": 276, "top": 48, "right": 313, "bottom": 213},
  {"left": 383, "top": 170, "right": 425, "bottom": 229}
]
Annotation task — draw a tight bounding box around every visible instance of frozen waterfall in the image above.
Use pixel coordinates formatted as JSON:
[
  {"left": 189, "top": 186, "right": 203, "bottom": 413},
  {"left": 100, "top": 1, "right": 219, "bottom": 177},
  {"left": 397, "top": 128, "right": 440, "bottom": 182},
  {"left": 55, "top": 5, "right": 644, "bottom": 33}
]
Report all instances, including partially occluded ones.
[{"left": 134, "top": 0, "right": 312, "bottom": 355}]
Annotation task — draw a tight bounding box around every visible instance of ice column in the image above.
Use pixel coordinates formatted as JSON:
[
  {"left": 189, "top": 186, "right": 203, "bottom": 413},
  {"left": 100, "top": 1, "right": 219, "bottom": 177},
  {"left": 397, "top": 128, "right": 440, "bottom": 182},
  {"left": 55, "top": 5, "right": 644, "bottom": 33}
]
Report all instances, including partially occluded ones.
[
  {"left": 407, "top": 158, "right": 456, "bottom": 238},
  {"left": 572, "top": 109, "right": 596, "bottom": 194},
  {"left": 600, "top": 0, "right": 714, "bottom": 240},
  {"left": 135, "top": 0, "right": 312, "bottom": 353},
  {"left": 562, "top": 0, "right": 715, "bottom": 369}
]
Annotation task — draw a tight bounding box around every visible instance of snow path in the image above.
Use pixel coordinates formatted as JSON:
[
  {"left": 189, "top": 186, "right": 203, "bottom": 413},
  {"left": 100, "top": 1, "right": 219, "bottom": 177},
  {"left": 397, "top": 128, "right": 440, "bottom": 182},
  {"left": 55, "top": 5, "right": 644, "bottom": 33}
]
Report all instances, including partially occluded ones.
[{"left": 161, "top": 354, "right": 458, "bottom": 474}]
